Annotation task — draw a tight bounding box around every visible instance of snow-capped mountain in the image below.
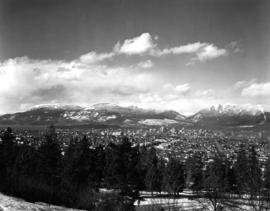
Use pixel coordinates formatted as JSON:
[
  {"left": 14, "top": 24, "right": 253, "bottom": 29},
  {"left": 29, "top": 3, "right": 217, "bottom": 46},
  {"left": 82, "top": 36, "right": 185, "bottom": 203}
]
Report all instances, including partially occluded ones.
[
  {"left": 207, "top": 104, "right": 267, "bottom": 116},
  {"left": 0, "top": 103, "right": 184, "bottom": 126},
  {"left": 30, "top": 104, "right": 83, "bottom": 111},
  {"left": 188, "top": 104, "right": 270, "bottom": 127},
  {"left": 0, "top": 103, "right": 269, "bottom": 128}
]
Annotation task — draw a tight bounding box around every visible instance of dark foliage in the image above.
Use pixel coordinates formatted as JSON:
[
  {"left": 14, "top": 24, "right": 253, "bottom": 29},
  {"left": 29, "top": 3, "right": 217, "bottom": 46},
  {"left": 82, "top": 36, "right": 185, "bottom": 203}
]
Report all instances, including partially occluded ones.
[{"left": 0, "top": 126, "right": 270, "bottom": 211}]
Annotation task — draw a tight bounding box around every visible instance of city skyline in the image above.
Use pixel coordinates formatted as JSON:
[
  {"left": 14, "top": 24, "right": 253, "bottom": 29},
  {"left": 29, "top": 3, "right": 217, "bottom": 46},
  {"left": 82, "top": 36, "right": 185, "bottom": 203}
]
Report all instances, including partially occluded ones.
[{"left": 0, "top": 0, "right": 269, "bottom": 115}]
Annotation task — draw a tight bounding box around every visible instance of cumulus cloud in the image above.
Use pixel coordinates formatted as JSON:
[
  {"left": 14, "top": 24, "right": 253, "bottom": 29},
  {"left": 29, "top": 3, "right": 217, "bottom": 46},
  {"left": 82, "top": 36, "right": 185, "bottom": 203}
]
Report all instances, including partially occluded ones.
[
  {"left": 186, "top": 43, "right": 227, "bottom": 65},
  {"left": 0, "top": 57, "right": 218, "bottom": 115},
  {"left": 136, "top": 91, "right": 223, "bottom": 116},
  {"left": 155, "top": 42, "right": 206, "bottom": 56},
  {"left": 228, "top": 41, "right": 240, "bottom": 53},
  {"left": 194, "top": 44, "right": 227, "bottom": 62},
  {"left": 136, "top": 60, "right": 154, "bottom": 69},
  {"left": 162, "top": 83, "right": 191, "bottom": 100},
  {"left": 77, "top": 33, "right": 228, "bottom": 67},
  {"left": 112, "top": 86, "right": 148, "bottom": 96},
  {"left": 195, "top": 89, "right": 215, "bottom": 98},
  {"left": 114, "top": 33, "right": 156, "bottom": 55},
  {"left": 114, "top": 33, "right": 228, "bottom": 65},
  {"left": 174, "top": 84, "right": 191, "bottom": 95},
  {"left": 0, "top": 33, "right": 235, "bottom": 114},
  {"left": 79, "top": 51, "right": 114, "bottom": 64},
  {"left": 234, "top": 79, "right": 256, "bottom": 89},
  {"left": 32, "top": 85, "right": 68, "bottom": 101},
  {"left": 241, "top": 82, "right": 270, "bottom": 97},
  {"left": 0, "top": 56, "right": 155, "bottom": 113}
]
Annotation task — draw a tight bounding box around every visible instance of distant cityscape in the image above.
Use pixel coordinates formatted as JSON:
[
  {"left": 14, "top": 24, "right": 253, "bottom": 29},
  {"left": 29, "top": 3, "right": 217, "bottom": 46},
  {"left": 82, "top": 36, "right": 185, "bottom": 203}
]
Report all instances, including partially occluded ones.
[{"left": 3, "top": 124, "right": 269, "bottom": 161}]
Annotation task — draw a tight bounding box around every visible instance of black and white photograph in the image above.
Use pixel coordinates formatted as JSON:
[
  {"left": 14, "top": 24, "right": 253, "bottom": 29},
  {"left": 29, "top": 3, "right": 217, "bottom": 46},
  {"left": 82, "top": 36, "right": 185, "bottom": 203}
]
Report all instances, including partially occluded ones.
[{"left": 0, "top": 0, "right": 269, "bottom": 210}]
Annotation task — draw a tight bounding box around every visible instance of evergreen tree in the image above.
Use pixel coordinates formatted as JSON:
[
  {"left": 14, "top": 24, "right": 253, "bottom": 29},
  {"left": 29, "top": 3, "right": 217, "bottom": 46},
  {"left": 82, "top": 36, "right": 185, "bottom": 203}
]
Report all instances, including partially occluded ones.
[
  {"left": 162, "top": 156, "right": 185, "bottom": 196},
  {"left": 12, "top": 142, "right": 37, "bottom": 193},
  {"left": 125, "top": 144, "right": 141, "bottom": 198},
  {"left": 104, "top": 137, "right": 140, "bottom": 199},
  {"left": 136, "top": 145, "right": 149, "bottom": 190},
  {"left": 185, "top": 152, "right": 204, "bottom": 190},
  {"left": 145, "top": 148, "right": 163, "bottom": 194},
  {"left": 234, "top": 145, "right": 249, "bottom": 193},
  {"left": 37, "top": 125, "right": 62, "bottom": 203},
  {"left": 93, "top": 144, "right": 105, "bottom": 188},
  {"left": 61, "top": 136, "right": 78, "bottom": 205},
  {"left": 73, "top": 135, "right": 92, "bottom": 189},
  {"left": 226, "top": 164, "right": 237, "bottom": 193},
  {"left": 247, "top": 145, "right": 262, "bottom": 200},
  {"left": 202, "top": 155, "right": 229, "bottom": 211},
  {"left": 264, "top": 157, "right": 270, "bottom": 190},
  {"left": 263, "top": 157, "right": 270, "bottom": 209},
  {"left": 104, "top": 142, "right": 124, "bottom": 189},
  {"left": 0, "top": 127, "right": 17, "bottom": 190}
]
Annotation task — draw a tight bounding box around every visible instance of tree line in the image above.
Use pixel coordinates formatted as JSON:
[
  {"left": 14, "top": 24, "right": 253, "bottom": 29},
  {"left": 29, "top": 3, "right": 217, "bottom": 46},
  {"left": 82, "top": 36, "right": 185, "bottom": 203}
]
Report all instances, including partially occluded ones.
[{"left": 0, "top": 126, "right": 270, "bottom": 211}]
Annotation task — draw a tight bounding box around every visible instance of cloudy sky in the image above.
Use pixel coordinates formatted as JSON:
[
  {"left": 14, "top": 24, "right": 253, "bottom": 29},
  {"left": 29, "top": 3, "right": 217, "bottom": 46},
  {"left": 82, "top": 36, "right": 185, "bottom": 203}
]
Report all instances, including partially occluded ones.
[{"left": 0, "top": 0, "right": 269, "bottom": 115}]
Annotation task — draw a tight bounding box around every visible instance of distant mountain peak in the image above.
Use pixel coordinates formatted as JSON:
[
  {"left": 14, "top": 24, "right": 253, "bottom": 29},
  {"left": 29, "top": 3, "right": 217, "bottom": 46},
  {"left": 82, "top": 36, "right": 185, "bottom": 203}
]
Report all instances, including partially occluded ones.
[
  {"left": 90, "top": 103, "right": 120, "bottom": 109},
  {"left": 203, "top": 104, "right": 269, "bottom": 116},
  {"left": 189, "top": 103, "right": 270, "bottom": 127},
  {"left": 30, "top": 104, "right": 83, "bottom": 111},
  {"left": 0, "top": 103, "right": 269, "bottom": 128}
]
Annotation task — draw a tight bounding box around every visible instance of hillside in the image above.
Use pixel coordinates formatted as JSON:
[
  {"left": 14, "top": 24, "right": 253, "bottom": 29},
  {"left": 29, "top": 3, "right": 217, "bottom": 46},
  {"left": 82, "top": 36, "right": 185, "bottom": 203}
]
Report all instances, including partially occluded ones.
[{"left": 0, "top": 103, "right": 269, "bottom": 129}]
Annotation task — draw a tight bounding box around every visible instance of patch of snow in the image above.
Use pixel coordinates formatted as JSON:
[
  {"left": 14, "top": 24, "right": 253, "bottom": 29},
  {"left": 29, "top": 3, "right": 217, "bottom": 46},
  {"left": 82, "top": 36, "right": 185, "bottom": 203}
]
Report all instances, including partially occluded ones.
[
  {"left": 0, "top": 192, "right": 84, "bottom": 211},
  {"left": 98, "top": 115, "right": 117, "bottom": 122},
  {"left": 123, "top": 119, "right": 132, "bottom": 123},
  {"left": 8, "top": 115, "right": 16, "bottom": 120},
  {"left": 239, "top": 125, "right": 254, "bottom": 128},
  {"left": 138, "top": 119, "right": 178, "bottom": 126},
  {"left": 205, "top": 104, "right": 270, "bottom": 116},
  {"left": 30, "top": 104, "right": 82, "bottom": 111}
]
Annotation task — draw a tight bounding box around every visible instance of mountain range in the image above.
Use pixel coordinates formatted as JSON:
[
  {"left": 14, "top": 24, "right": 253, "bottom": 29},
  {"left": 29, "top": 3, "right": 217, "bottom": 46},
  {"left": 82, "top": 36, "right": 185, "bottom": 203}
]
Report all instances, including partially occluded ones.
[{"left": 0, "top": 103, "right": 269, "bottom": 128}]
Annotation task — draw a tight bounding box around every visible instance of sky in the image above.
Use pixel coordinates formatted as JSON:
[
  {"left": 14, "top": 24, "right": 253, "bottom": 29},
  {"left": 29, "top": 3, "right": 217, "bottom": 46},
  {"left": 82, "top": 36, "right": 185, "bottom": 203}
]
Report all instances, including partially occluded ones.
[{"left": 0, "top": 0, "right": 269, "bottom": 115}]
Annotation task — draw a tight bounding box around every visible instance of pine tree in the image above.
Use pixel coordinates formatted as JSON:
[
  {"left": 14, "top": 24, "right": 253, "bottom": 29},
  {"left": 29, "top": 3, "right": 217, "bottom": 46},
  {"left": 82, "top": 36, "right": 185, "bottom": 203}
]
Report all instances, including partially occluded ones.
[
  {"left": 92, "top": 144, "right": 105, "bottom": 188},
  {"left": 247, "top": 145, "right": 262, "bottom": 200},
  {"left": 163, "top": 156, "right": 185, "bottom": 196},
  {"left": 61, "top": 136, "right": 78, "bottom": 205},
  {"left": 264, "top": 157, "right": 270, "bottom": 190},
  {"left": 234, "top": 145, "right": 249, "bottom": 193},
  {"left": 104, "top": 142, "right": 124, "bottom": 189},
  {"left": 12, "top": 141, "right": 37, "bottom": 196},
  {"left": 0, "top": 127, "right": 17, "bottom": 190},
  {"left": 104, "top": 137, "right": 140, "bottom": 198},
  {"left": 37, "top": 125, "right": 62, "bottom": 203},
  {"left": 145, "top": 148, "right": 163, "bottom": 194},
  {"left": 202, "top": 155, "right": 229, "bottom": 211},
  {"left": 227, "top": 164, "right": 237, "bottom": 193},
  {"left": 186, "top": 152, "right": 204, "bottom": 190}
]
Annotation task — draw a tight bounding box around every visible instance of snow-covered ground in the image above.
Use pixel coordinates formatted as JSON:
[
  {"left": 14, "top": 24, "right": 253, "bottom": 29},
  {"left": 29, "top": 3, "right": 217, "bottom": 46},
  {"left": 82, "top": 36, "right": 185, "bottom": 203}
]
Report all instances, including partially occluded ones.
[
  {"left": 138, "top": 119, "right": 178, "bottom": 126},
  {"left": 135, "top": 197, "right": 203, "bottom": 210},
  {"left": 135, "top": 197, "right": 255, "bottom": 211},
  {"left": 0, "top": 193, "right": 84, "bottom": 211},
  {"left": 0, "top": 191, "right": 255, "bottom": 211},
  {"left": 135, "top": 191, "right": 255, "bottom": 211}
]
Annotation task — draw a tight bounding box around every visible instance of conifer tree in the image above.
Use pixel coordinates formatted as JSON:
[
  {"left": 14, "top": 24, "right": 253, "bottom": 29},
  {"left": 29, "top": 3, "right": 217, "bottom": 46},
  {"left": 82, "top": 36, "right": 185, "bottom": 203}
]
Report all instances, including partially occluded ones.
[
  {"left": 234, "top": 145, "right": 249, "bottom": 193},
  {"left": 0, "top": 127, "right": 17, "bottom": 190},
  {"left": 247, "top": 145, "right": 261, "bottom": 196},
  {"left": 201, "top": 155, "right": 229, "bottom": 211},
  {"left": 263, "top": 157, "right": 270, "bottom": 209},
  {"left": 186, "top": 152, "right": 204, "bottom": 190},
  {"left": 163, "top": 156, "right": 185, "bottom": 196},
  {"left": 145, "top": 148, "right": 163, "bottom": 194},
  {"left": 37, "top": 125, "right": 62, "bottom": 203}
]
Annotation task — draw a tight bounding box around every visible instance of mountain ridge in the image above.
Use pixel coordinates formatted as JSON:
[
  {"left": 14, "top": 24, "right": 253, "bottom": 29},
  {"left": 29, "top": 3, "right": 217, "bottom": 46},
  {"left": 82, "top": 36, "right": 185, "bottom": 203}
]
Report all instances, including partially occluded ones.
[{"left": 0, "top": 103, "right": 269, "bottom": 128}]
